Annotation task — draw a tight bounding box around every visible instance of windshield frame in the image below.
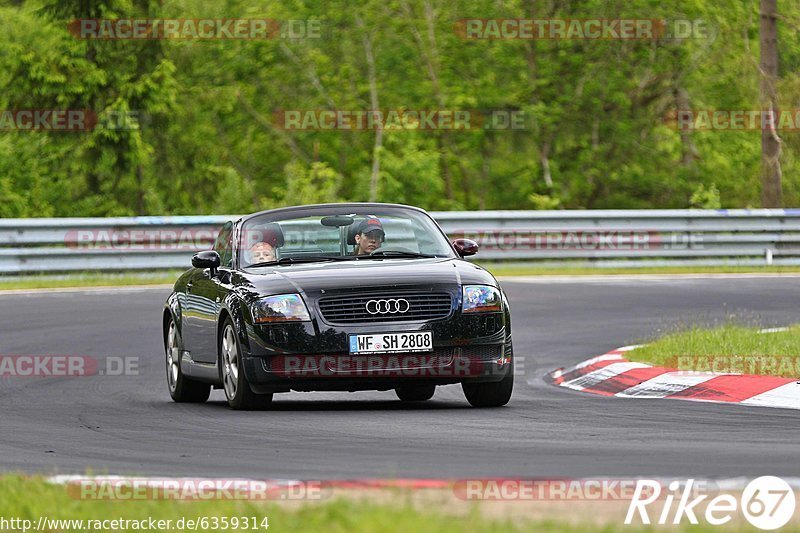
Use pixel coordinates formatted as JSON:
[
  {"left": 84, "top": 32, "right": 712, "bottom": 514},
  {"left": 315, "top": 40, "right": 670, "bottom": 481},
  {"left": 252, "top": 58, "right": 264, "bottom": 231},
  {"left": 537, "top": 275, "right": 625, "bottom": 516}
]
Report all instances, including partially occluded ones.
[{"left": 235, "top": 204, "right": 457, "bottom": 270}]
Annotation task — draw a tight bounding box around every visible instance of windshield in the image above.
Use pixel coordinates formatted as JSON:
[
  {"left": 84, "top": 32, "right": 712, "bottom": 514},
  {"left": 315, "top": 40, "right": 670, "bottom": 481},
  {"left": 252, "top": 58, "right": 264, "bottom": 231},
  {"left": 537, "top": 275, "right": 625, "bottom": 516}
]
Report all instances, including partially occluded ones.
[{"left": 238, "top": 207, "right": 455, "bottom": 268}]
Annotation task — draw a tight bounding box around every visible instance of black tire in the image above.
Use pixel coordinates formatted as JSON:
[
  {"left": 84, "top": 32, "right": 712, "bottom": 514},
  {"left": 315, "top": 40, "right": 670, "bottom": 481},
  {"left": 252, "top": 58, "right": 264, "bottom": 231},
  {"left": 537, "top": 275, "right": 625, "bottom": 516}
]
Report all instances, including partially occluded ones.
[
  {"left": 165, "top": 317, "right": 211, "bottom": 403},
  {"left": 219, "top": 318, "right": 273, "bottom": 410},
  {"left": 395, "top": 384, "right": 436, "bottom": 402},
  {"left": 461, "top": 363, "right": 514, "bottom": 407}
]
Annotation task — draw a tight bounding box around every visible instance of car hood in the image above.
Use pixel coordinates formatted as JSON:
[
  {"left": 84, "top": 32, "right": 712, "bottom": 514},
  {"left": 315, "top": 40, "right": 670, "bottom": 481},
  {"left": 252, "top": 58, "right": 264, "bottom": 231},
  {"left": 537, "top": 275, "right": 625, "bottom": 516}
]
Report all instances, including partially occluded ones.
[{"left": 236, "top": 258, "right": 497, "bottom": 297}]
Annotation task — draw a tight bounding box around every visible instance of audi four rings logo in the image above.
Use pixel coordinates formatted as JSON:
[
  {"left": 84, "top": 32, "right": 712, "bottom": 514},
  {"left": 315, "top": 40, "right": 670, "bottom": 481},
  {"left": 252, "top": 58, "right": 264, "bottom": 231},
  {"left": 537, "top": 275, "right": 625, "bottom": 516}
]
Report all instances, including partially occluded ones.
[{"left": 366, "top": 299, "right": 410, "bottom": 315}]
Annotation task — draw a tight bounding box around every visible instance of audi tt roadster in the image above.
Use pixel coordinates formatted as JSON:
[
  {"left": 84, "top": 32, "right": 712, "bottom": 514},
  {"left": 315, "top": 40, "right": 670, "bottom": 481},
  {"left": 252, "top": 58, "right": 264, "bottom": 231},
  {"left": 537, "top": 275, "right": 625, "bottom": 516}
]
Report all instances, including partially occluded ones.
[{"left": 163, "top": 203, "right": 513, "bottom": 409}]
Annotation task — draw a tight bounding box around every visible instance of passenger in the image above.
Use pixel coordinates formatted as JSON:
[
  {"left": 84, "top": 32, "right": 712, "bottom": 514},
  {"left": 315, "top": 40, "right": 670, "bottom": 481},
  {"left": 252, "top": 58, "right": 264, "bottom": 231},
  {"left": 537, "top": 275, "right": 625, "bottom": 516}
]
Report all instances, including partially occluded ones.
[
  {"left": 248, "top": 241, "right": 276, "bottom": 263},
  {"left": 245, "top": 223, "right": 284, "bottom": 264}
]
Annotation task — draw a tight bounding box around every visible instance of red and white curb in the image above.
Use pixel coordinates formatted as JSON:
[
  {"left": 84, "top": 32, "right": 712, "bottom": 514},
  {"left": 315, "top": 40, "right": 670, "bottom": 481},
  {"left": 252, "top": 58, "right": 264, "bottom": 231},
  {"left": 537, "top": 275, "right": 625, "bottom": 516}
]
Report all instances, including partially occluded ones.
[{"left": 547, "top": 346, "right": 800, "bottom": 410}]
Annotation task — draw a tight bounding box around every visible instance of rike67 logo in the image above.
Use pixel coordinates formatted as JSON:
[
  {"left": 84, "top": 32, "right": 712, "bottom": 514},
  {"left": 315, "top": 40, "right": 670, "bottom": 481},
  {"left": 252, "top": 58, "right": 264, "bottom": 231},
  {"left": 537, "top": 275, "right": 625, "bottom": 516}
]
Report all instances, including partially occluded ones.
[{"left": 625, "top": 477, "right": 796, "bottom": 530}]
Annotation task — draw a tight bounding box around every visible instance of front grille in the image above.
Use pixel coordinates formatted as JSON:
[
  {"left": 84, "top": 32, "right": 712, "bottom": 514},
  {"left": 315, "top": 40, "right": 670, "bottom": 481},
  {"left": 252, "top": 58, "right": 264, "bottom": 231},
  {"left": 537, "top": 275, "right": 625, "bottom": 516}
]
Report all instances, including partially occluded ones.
[{"left": 318, "top": 292, "right": 453, "bottom": 324}]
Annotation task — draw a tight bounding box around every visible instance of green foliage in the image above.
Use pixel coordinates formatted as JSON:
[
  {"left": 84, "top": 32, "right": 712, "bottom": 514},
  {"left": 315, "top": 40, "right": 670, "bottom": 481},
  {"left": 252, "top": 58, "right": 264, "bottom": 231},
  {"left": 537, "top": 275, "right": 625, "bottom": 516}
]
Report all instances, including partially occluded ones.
[
  {"left": 528, "top": 193, "right": 561, "bottom": 210},
  {"left": 689, "top": 183, "right": 721, "bottom": 209},
  {"left": 282, "top": 161, "right": 342, "bottom": 206},
  {"left": 1, "top": 0, "right": 799, "bottom": 216}
]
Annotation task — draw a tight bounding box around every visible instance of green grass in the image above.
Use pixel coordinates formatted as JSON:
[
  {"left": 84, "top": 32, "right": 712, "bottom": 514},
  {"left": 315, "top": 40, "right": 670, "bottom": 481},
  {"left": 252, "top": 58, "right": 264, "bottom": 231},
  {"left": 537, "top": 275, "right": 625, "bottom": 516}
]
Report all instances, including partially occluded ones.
[
  {"left": 0, "top": 475, "right": 663, "bottom": 533},
  {"left": 628, "top": 324, "right": 800, "bottom": 377},
  {"left": 0, "top": 271, "right": 183, "bottom": 290}
]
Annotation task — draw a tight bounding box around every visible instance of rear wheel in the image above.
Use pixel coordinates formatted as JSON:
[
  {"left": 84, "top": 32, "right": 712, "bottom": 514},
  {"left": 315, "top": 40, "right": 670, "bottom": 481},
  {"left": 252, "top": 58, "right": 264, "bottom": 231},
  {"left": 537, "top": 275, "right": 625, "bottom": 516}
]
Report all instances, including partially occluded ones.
[
  {"left": 462, "top": 363, "right": 514, "bottom": 407},
  {"left": 220, "top": 318, "right": 273, "bottom": 410},
  {"left": 395, "top": 384, "right": 435, "bottom": 402},
  {"left": 165, "top": 317, "right": 210, "bottom": 403}
]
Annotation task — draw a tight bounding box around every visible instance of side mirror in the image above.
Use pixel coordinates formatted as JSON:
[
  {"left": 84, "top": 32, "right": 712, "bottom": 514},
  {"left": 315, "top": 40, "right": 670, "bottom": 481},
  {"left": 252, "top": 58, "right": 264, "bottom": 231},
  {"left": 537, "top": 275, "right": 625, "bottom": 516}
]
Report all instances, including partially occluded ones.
[
  {"left": 192, "top": 250, "right": 221, "bottom": 272},
  {"left": 452, "top": 238, "right": 479, "bottom": 257}
]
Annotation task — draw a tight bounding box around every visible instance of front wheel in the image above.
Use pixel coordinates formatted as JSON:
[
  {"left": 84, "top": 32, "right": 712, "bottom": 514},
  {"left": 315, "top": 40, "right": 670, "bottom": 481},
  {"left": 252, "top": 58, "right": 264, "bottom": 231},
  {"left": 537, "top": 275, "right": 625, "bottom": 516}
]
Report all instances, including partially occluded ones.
[
  {"left": 165, "top": 317, "right": 210, "bottom": 403},
  {"left": 220, "top": 318, "right": 273, "bottom": 410},
  {"left": 462, "top": 364, "right": 514, "bottom": 407}
]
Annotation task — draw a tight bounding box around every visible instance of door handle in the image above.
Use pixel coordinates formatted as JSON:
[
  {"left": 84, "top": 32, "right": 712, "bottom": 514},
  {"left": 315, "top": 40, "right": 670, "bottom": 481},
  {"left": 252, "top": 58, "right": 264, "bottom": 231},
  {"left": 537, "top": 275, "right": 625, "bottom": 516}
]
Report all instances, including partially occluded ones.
[{"left": 186, "top": 282, "right": 193, "bottom": 292}]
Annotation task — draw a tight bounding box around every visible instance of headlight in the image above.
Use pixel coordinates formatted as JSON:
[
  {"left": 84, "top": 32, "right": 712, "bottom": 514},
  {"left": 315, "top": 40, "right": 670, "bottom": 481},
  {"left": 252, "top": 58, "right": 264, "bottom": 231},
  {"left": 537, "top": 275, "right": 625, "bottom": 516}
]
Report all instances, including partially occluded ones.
[
  {"left": 251, "top": 294, "right": 311, "bottom": 323},
  {"left": 462, "top": 285, "right": 502, "bottom": 313}
]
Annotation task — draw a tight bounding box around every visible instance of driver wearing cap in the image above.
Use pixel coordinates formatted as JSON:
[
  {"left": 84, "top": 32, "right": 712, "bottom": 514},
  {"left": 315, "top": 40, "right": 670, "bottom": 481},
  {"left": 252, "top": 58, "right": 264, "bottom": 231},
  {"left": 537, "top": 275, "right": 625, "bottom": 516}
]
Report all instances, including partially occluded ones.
[{"left": 353, "top": 217, "right": 385, "bottom": 255}]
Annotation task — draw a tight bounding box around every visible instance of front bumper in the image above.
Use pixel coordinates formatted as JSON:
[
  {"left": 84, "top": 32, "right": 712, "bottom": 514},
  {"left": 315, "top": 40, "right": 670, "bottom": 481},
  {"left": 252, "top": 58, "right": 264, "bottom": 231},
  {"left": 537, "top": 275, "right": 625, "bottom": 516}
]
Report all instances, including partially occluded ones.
[{"left": 242, "top": 342, "right": 512, "bottom": 394}]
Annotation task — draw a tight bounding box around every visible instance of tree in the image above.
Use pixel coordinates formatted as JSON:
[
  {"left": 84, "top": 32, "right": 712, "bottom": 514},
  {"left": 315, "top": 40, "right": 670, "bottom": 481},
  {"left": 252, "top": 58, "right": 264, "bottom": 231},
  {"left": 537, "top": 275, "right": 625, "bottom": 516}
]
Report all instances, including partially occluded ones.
[{"left": 759, "top": 0, "right": 782, "bottom": 207}]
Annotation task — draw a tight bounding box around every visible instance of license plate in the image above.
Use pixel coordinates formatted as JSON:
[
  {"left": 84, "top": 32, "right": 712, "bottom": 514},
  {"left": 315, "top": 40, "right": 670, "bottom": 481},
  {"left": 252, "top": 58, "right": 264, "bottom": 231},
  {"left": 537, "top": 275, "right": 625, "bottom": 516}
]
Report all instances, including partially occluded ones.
[{"left": 349, "top": 331, "right": 433, "bottom": 354}]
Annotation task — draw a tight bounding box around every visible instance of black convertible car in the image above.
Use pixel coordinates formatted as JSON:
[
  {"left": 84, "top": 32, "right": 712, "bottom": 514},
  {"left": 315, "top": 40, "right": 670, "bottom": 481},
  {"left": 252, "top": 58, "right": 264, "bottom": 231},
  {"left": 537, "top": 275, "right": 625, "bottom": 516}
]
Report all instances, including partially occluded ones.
[{"left": 163, "top": 203, "right": 513, "bottom": 409}]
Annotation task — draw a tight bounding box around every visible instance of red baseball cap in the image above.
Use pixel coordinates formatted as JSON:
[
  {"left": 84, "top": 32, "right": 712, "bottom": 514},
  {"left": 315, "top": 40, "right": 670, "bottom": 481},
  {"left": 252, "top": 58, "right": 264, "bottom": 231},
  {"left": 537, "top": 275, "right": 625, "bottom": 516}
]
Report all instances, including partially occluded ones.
[{"left": 356, "top": 217, "right": 385, "bottom": 236}]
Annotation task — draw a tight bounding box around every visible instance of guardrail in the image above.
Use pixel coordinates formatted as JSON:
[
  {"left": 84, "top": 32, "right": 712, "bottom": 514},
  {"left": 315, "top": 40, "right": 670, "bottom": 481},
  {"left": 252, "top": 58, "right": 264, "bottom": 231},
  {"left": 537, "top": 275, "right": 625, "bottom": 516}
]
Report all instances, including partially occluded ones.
[{"left": 1, "top": 209, "right": 800, "bottom": 274}]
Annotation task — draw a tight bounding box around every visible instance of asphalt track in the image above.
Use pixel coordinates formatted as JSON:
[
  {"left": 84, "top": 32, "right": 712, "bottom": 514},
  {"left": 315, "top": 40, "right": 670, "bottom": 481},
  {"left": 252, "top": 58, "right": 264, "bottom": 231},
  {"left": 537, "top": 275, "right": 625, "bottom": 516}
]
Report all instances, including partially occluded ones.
[{"left": 1, "top": 276, "right": 799, "bottom": 479}]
